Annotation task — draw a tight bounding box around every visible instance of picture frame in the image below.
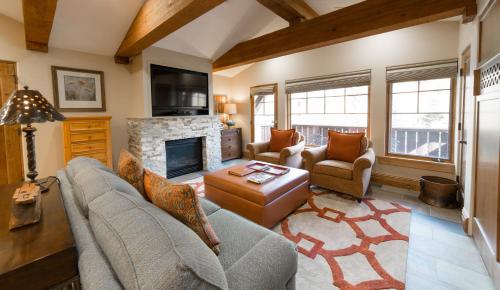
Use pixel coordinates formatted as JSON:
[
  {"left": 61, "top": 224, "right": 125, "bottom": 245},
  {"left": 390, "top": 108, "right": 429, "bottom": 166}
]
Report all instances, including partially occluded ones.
[{"left": 51, "top": 66, "right": 106, "bottom": 112}]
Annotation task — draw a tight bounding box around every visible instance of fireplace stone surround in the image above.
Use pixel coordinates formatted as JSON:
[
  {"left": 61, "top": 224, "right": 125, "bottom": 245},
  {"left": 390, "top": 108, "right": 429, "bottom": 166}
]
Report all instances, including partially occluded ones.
[{"left": 127, "top": 116, "right": 223, "bottom": 178}]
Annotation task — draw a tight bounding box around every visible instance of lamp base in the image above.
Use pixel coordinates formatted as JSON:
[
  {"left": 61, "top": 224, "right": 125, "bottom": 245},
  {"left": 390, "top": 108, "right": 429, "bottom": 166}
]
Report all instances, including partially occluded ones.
[{"left": 226, "top": 119, "right": 236, "bottom": 128}]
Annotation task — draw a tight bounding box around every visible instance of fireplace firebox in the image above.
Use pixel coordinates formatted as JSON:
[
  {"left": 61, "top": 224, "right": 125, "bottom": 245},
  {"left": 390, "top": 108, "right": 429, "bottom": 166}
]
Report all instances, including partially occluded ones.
[{"left": 165, "top": 137, "right": 203, "bottom": 178}]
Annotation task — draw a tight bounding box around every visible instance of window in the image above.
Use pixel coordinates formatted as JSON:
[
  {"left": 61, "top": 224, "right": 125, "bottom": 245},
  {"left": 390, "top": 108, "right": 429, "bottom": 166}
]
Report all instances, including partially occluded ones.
[
  {"left": 288, "top": 85, "right": 369, "bottom": 146},
  {"left": 388, "top": 78, "right": 454, "bottom": 161},
  {"left": 250, "top": 84, "right": 277, "bottom": 142}
]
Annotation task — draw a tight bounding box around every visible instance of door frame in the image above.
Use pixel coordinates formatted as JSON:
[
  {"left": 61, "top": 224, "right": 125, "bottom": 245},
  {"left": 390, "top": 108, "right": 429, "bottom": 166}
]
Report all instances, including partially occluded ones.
[
  {"left": 0, "top": 59, "right": 24, "bottom": 184},
  {"left": 457, "top": 46, "right": 471, "bottom": 201},
  {"left": 250, "top": 83, "right": 278, "bottom": 142}
]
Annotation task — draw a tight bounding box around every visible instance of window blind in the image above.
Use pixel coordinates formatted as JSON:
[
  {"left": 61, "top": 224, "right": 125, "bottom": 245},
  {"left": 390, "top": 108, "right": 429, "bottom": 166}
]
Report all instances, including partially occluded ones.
[
  {"left": 285, "top": 70, "right": 371, "bottom": 94},
  {"left": 250, "top": 84, "right": 275, "bottom": 96},
  {"left": 386, "top": 59, "right": 458, "bottom": 82}
]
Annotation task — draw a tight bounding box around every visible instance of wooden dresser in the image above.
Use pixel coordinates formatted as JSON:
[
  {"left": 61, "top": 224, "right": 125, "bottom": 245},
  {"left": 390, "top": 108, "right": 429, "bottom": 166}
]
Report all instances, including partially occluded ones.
[
  {"left": 63, "top": 116, "right": 112, "bottom": 168},
  {"left": 221, "top": 128, "right": 242, "bottom": 162}
]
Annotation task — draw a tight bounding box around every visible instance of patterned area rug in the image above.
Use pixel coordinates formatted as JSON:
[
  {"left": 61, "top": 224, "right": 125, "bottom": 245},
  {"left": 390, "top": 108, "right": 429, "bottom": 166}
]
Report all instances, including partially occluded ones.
[{"left": 185, "top": 178, "right": 411, "bottom": 290}]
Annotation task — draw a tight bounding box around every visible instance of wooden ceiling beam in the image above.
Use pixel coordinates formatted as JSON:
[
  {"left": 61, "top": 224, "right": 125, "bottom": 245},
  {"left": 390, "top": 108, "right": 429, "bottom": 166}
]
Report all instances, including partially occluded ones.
[
  {"left": 22, "top": 0, "right": 58, "bottom": 52},
  {"left": 213, "top": 0, "right": 477, "bottom": 71},
  {"left": 115, "top": 0, "right": 225, "bottom": 64},
  {"left": 257, "top": 0, "right": 319, "bottom": 25}
]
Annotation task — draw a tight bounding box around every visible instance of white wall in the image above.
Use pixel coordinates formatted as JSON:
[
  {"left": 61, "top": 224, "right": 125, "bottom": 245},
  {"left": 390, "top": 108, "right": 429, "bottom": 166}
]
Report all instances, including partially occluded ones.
[{"left": 214, "top": 21, "right": 460, "bottom": 180}]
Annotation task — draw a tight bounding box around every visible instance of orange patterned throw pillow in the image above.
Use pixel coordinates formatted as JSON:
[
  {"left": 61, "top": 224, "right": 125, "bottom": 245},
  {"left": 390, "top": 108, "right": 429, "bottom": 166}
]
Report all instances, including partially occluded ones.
[
  {"left": 326, "top": 131, "right": 365, "bottom": 163},
  {"left": 143, "top": 169, "right": 220, "bottom": 255},
  {"left": 117, "top": 149, "right": 147, "bottom": 200},
  {"left": 268, "top": 128, "right": 296, "bottom": 152}
]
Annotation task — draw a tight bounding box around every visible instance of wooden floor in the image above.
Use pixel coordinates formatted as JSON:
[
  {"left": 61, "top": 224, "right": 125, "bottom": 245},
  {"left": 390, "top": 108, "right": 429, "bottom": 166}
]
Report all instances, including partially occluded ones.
[{"left": 172, "top": 159, "right": 495, "bottom": 290}]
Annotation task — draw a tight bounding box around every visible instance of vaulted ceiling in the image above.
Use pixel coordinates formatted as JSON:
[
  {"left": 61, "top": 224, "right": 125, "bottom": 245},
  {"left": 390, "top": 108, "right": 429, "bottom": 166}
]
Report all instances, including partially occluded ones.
[{"left": 0, "top": 0, "right": 468, "bottom": 77}]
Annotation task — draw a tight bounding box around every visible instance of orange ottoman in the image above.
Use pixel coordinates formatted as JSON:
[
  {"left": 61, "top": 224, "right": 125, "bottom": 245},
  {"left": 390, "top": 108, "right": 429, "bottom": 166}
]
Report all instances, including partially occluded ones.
[{"left": 204, "top": 162, "right": 310, "bottom": 228}]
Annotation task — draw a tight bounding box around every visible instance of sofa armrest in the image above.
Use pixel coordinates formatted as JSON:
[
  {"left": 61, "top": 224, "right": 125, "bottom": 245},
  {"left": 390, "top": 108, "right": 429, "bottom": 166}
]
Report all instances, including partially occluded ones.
[
  {"left": 301, "top": 145, "right": 327, "bottom": 172},
  {"left": 353, "top": 148, "right": 375, "bottom": 180},
  {"left": 280, "top": 140, "right": 305, "bottom": 159},
  {"left": 224, "top": 234, "right": 297, "bottom": 290},
  {"left": 247, "top": 141, "right": 270, "bottom": 159}
]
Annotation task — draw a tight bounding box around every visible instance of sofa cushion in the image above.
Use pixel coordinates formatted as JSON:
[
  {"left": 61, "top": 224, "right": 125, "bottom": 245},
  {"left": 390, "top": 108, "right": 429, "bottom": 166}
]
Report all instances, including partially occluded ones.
[
  {"left": 326, "top": 131, "right": 365, "bottom": 163},
  {"left": 143, "top": 169, "right": 220, "bottom": 254},
  {"left": 256, "top": 152, "right": 280, "bottom": 164},
  {"left": 207, "top": 209, "right": 297, "bottom": 290},
  {"left": 89, "top": 190, "right": 228, "bottom": 290},
  {"left": 72, "top": 166, "right": 143, "bottom": 217},
  {"left": 117, "top": 149, "right": 147, "bottom": 199},
  {"left": 269, "top": 128, "right": 296, "bottom": 152},
  {"left": 314, "top": 160, "right": 353, "bottom": 180},
  {"left": 66, "top": 157, "right": 113, "bottom": 184},
  {"left": 200, "top": 198, "right": 221, "bottom": 217}
]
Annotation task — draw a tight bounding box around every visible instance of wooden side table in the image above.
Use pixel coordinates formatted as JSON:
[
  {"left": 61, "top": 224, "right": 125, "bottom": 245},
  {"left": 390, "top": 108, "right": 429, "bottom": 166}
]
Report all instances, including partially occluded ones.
[
  {"left": 221, "top": 128, "right": 242, "bottom": 162},
  {"left": 0, "top": 178, "right": 79, "bottom": 290}
]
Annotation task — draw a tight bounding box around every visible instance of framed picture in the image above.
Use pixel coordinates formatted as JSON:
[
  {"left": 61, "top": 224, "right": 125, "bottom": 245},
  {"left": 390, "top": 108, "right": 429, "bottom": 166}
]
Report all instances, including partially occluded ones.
[{"left": 51, "top": 66, "right": 106, "bottom": 112}]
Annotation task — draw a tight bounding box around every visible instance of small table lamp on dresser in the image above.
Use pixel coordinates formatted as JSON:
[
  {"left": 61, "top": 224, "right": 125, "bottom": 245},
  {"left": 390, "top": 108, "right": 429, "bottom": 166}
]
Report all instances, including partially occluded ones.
[
  {"left": 224, "top": 103, "right": 237, "bottom": 128},
  {"left": 0, "top": 86, "right": 65, "bottom": 228}
]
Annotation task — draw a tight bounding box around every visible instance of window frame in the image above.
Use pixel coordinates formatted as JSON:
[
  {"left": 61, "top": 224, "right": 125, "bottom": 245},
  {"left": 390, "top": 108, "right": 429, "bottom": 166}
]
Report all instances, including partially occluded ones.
[
  {"left": 286, "top": 85, "right": 371, "bottom": 146},
  {"left": 385, "top": 78, "right": 456, "bottom": 163}
]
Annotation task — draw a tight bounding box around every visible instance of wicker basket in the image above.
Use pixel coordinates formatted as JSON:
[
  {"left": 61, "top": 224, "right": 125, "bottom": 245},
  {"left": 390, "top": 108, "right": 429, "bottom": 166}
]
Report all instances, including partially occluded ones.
[{"left": 419, "top": 176, "right": 459, "bottom": 209}]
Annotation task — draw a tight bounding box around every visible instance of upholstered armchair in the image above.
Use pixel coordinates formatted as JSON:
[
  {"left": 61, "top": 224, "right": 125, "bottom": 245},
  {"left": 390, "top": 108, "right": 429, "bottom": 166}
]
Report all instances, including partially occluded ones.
[
  {"left": 247, "top": 133, "right": 305, "bottom": 168},
  {"left": 301, "top": 142, "right": 375, "bottom": 200}
]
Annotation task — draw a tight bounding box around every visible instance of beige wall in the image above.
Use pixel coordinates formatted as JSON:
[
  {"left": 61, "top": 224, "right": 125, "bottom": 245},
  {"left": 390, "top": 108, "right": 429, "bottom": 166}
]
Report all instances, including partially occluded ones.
[
  {"left": 0, "top": 14, "right": 137, "bottom": 178},
  {"left": 214, "top": 21, "right": 460, "bottom": 180},
  {"left": 0, "top": 14, "right": 217, "bottom": 179}
]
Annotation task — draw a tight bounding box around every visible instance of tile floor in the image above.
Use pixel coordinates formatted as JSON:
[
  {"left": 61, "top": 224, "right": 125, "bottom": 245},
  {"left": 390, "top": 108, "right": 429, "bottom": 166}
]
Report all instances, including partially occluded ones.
[{"left": 172, "top": 159, "right": 495, "bottom": 290}]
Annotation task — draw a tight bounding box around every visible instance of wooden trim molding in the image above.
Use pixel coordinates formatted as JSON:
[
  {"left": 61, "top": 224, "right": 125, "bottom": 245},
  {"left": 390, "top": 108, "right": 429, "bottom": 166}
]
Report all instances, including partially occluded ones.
[
  {"left": 377, "top": 156, "right": 456, "bottom": 174},
  {"left": 371, "top": 171, "right": 420, "bottom": 192},
  {"left": 22, "top": 0, "right": 58, "bottom": 52},
  {"left": 256, "top": 0, "right": 318, "bottom": 25}
]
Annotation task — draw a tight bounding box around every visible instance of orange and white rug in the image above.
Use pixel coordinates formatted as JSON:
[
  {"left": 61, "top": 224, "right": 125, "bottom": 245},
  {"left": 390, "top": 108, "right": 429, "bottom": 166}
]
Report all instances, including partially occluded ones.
[{"left": 185, "top": 179, "right": 411, "bottom": 290}]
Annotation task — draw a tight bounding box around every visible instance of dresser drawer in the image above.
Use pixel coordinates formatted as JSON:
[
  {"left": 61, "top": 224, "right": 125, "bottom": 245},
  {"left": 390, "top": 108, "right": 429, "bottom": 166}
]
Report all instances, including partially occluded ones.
[
  {"left": 71, "top": 141, "right": 107, "bottom": 153},
  {"left": 69, "top": 120, "right": 107, "bottom": 131},
  {"left": 70, "top": 132, "right": 106, "bottom": 143}
]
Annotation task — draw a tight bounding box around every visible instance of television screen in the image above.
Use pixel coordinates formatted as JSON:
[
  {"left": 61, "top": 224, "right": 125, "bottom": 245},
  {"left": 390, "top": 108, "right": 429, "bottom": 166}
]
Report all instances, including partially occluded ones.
[{"left": 150, "top": 64, "right": 209, "bottom": 116}]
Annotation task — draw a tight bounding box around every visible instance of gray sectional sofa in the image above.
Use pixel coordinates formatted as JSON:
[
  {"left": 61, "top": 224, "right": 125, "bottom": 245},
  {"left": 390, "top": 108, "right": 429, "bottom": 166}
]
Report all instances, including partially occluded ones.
[{"left": 57, "top": 157, "right": 298, "bottom": 290}]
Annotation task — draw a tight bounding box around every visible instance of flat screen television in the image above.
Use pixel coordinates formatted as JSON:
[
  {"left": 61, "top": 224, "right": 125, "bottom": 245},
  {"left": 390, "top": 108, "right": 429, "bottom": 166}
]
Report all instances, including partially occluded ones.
[{"left": 150, "top": 64, "right": 209, "bottom": 116}]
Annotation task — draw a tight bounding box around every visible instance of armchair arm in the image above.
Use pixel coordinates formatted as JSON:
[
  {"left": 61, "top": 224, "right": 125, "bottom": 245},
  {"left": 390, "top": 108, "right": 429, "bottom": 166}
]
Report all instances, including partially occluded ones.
[
  {"left": 280, "top": 140, "right": 305, "bottom": 159},
  {"left": 353, "top": 148, "right": 375, "bottom": 180},
  {"left": 247, "top": 141, "right": 270, "bottom": 159},
  {"left": 280, "top": 140, "right": 305, "bottom": 168},
  {"left": 301, "top": 145, "right": 327, "bottom": 172}
]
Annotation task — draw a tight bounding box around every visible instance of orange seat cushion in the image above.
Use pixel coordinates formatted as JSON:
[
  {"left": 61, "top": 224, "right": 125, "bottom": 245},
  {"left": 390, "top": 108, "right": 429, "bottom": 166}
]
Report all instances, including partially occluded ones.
[
  {"left": 326, "top": 131, "right": 365, "bottom": 163},
  {"left": 143, "top": 169, "right": 220, "bottom": 254},
  {"left": 268, "top": 128, "right": 296, "bottom": 152}
]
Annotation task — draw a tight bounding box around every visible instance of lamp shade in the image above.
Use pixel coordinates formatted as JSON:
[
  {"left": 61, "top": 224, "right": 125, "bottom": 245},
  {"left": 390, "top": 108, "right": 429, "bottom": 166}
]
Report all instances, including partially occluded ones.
[
  {"left": 224, "top": 103, "right": 237, "bottom": 115},
  {"left": 0, "top": 86, "right": 65, "bottom": 125}
]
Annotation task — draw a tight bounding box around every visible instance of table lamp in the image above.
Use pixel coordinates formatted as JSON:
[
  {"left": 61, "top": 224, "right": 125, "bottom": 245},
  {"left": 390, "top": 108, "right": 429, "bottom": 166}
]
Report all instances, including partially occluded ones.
[
  {"left": 0, "top": 86, "right": 66, "bottom": 191},
  {"left": 224, "top": 103, "right": 237, "bottom": 128}
]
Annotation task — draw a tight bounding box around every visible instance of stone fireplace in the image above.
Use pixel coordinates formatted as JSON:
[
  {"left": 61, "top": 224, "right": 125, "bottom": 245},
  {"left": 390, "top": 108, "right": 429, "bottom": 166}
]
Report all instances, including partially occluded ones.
[{"left": 127, "top": 116, "right": 223, "bottom": 178}]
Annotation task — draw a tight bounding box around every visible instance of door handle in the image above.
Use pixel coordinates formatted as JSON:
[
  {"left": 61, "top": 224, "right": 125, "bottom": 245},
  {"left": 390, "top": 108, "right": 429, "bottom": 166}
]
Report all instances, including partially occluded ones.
[{"left": 459, "top": 140, "right": 467, "bottom": 145}]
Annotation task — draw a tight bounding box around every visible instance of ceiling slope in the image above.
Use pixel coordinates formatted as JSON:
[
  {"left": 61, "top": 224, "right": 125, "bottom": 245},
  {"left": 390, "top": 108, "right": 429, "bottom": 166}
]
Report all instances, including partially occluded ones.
[
  {"left": 114, "top": 0, "right": 225, "bottom": 63},
  {"left": 213, "top": 0, "right": 477, "bottom": 71}
]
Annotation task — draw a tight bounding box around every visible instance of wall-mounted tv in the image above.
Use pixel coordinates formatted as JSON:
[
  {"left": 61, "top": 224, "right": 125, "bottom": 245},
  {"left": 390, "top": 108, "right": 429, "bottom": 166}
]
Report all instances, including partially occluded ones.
[{"left": 150, "top": 64, "right": 209, "bottom": 116}]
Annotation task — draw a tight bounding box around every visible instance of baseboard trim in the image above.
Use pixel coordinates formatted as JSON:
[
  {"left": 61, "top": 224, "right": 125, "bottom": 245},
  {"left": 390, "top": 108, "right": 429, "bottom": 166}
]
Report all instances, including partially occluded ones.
[{"left": 371, "top": 171, "right": 420, "bottom": 192}]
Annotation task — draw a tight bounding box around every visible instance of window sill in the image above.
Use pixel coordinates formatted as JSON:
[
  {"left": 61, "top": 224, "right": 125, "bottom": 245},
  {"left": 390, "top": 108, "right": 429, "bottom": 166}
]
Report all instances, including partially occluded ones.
[{"left": 376, "top": 156, "right": 455, "bottom": 174}]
